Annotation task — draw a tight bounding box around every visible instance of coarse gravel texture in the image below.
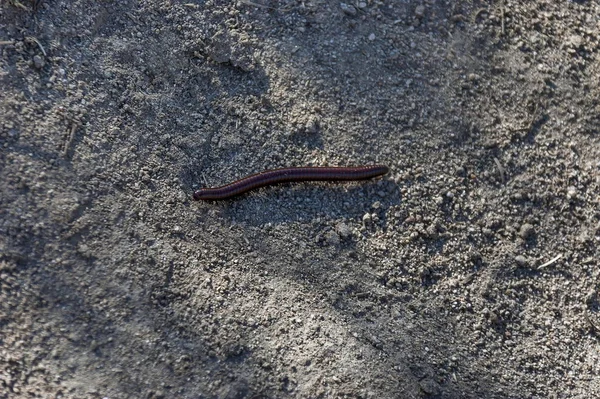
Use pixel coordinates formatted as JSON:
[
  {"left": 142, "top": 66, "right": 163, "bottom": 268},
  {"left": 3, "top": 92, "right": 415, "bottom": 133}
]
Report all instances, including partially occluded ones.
[{"left": 1, "top": 0, "right": 599, "bottom": 398}]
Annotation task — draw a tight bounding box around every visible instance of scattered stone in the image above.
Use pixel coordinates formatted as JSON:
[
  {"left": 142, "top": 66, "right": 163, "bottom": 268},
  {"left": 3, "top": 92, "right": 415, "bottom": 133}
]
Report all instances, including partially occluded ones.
[
  {"left": 419, "top": 377, "right": 440, "bottom": 395},
  {"left": 426, "top": 223, "right": 438, "bottom": 237},
  {"left": 325, "top": 230, "right": 341, "bottom": 246},
  {"left": 340, "top": 3, "right": 357, "bottom": 16},
  {"left": 566, "top": 186, "right": 577, "bottom": 200},
  {"left": 519, "top": 223, "right": 536, "bottom": 239},
  {"left": 305, "top": 117, "right": 319, "bottom": 134},
  {"left": 515, "top": 255, "right": 529, "bottom": 267},
  {"left": 335, "top": 222, "right": 352, "bottom": 239},
  {"left": 33, "top": 55, "right": 45, "bottom": 69},
  {"left": 368, "top": 33, "right": 376, "bottom": 41},
  {"left": 415, "top": 5, "right": 425, "bottom": 18}
]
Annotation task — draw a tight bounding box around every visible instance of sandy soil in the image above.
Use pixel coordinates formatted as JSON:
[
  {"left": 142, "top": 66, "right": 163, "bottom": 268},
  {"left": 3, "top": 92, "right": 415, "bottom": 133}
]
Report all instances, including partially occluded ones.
[{"left": 1, "top": 0, "right": 599, "bottom": 398}]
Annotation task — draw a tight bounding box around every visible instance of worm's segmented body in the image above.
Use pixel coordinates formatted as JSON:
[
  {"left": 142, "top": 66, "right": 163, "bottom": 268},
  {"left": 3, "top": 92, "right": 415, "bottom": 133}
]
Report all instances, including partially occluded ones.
[{"left": 193, "top": 165, "right": 389, "bottom": 200}]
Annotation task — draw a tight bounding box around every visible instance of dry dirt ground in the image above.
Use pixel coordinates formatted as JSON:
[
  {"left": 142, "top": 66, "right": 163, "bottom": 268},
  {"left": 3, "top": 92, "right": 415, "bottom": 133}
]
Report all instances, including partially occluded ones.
[{"left": 1, "top": 0, "right": 600, "bottom": 398}]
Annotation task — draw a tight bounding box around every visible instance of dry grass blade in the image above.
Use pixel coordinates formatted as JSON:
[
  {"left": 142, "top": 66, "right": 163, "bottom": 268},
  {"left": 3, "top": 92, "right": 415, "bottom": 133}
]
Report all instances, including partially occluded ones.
[
  {"left": 239, "top": 0, "right": 292, "bottom": 11},
  {"left": 25, "top": 36, "right": 47, "bottom": 56},
  {"left": 538, "top": 254, "right": 562, "bottom": 270},
  {"left": 493, "top": 157, "right": 506, "bottom": 183}
]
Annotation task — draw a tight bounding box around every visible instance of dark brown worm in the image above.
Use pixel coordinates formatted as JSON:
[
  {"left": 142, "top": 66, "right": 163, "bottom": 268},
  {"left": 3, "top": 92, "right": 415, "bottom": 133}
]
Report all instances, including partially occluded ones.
[{"left": 193, "top": 165, "right": 389, "bottom": 200}]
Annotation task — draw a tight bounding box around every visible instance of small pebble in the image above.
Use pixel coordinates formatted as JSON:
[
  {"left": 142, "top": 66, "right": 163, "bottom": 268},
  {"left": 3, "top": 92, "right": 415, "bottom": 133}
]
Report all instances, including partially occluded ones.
[
  {"left": 335, "top": 222, "right": 352, "bottom": 239},
  {"left": 325, "top": 230, "right": 341, "bottom": 246},
  {"left": 419, "top": 378, "right": 440, "bottom": 395},
  {"left": 482, "top": 227, "right": 493, "bottom": 237},
  {"left": 340, "top": 3, "right": 357, "bottom": 16},
  {"left": 305, "top": 117, "right": 319, "bottom": 134},
  {"left": 33, "top": 55, "right": 45, "bottom": 69},
  {"left": 368, "top": 33, "right": 376, "bottom": 41},
  {"left": 515, "top": 255, "right": 529, "bottom": 267},
  {"left": 415, "top": 5, "right": 425, "bottom": 18},
  {"left": 519, "top": 223, "right": 535, "bottom": 239}
]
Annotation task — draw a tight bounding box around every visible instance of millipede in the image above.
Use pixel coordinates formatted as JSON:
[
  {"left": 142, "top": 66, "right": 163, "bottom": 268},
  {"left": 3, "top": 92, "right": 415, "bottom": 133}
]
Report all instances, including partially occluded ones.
[{"left": 193, "top": 165, "right": 389, "bottom": 201}]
